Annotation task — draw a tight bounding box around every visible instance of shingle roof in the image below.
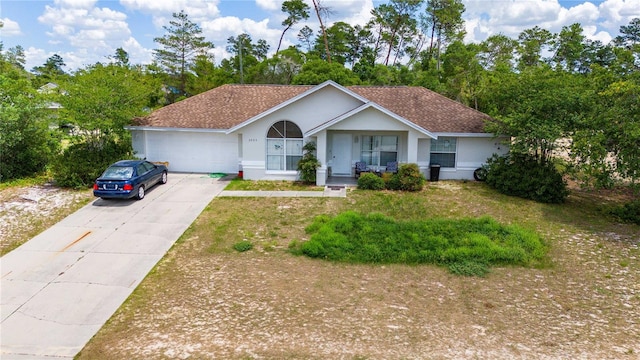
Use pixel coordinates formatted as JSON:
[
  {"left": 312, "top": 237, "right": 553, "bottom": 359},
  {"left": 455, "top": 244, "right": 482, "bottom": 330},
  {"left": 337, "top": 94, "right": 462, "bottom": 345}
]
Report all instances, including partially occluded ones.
[
  {"left": 348, "top": 86, "right": 490, "bottom": 133},
  {"left": 134, "top": 83, "right": 490, "bottom": 133}
]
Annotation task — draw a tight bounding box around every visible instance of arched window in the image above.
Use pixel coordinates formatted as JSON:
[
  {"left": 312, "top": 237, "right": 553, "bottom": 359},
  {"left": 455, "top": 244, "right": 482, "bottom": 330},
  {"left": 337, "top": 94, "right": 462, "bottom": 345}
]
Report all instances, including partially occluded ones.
[{"left": 266, "top": 120, "right": 303, "bottom": 171}]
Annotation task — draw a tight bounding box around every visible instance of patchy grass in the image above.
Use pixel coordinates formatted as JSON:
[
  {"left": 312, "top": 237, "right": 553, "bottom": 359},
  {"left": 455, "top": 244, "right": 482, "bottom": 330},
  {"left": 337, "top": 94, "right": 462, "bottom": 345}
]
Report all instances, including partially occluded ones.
[
  {"left": 225, "top": 179, "right": 324, "bottom": 191},
  {"left": 0, "top": 183, "right": 93, "bottom": 255},
  {"left": 64, "top": 181, "right": 639, "bottom": 359},
  {"left": 0, "top": 173, "right": 52, "bottom": 190}
]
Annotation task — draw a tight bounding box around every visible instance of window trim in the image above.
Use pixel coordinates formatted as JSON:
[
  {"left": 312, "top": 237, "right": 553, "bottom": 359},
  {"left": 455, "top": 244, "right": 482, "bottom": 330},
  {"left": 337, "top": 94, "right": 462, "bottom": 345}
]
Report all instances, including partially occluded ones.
[
  {"left": 360, "top": 135, "right": 398, "bottom": 167},
  {"left": 430, "top": 137, "right": 457, "bottom": 168},
  {"left": 266, "top": 120, "right": 303, "bottom": 172}
]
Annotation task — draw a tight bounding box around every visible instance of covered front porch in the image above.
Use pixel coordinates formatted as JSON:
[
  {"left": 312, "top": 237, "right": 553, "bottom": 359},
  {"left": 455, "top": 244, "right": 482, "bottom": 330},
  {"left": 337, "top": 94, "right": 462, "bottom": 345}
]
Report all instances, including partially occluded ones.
[{"left": 312, "top": 129, "right": 433, "bottom": 186}]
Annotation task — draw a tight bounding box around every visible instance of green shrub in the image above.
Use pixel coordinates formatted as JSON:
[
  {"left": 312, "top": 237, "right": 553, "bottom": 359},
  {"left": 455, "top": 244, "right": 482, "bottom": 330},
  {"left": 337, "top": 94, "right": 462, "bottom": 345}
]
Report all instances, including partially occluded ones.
[
  {"left": 233, "top": 240, "right": 254, "bottom": 252},
  {"left": 52, "top": 139, "right": 132, "bottom": 188},
  {"left": 291, "top": 211, "right": 547, "bottom": 276},
  {"left": 357, "top": 172, "right": 385, "bottom": 190},
  {"left": 396, "top": 163, "right": 425, "bottom": 191},
  {"left": 297, "top": 141, "right": 321, "bottom": 184},
  {"left": 608, "top": 200, "right": 640, "bottom": 225},
  {"left": 485, "top": 153, "right": 569, "bottom": 203}
]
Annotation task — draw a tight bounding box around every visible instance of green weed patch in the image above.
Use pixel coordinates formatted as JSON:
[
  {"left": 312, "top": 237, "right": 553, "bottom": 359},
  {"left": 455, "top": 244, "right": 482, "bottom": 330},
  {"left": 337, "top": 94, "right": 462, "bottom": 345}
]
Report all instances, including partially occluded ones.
[{"left": 291, "top": 211, "right": 547, "bottom": 276}]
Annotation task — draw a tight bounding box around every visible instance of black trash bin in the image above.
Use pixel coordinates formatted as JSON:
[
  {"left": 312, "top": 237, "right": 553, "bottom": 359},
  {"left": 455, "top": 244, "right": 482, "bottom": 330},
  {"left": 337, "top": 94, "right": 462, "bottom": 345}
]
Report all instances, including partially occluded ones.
[{"left": 430, "top": 164, "right": 441, "bottom": 182}]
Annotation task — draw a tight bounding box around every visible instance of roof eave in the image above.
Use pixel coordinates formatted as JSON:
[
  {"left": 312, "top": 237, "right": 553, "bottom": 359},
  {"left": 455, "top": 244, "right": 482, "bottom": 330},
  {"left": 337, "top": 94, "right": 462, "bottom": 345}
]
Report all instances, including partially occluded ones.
[{"left": 125, "top": 125, "right": 227, "bottom": 133}]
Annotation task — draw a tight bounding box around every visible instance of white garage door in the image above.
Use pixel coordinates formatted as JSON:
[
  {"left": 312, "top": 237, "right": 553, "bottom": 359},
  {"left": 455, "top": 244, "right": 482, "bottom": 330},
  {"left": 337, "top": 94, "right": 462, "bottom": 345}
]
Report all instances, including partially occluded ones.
[{"left": 144, "top": 131, "right": 238, "bottom": 173}]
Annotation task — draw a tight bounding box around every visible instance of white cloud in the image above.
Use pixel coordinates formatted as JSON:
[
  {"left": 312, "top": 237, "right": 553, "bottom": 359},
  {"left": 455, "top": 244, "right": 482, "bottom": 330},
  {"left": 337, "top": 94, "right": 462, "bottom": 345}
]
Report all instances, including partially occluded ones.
[
  {"left": 256, "top": 0, "right": 280, "bottom": 11},
  {"left": 462, "top": 0, "right": 638, "bottom": 44},
  {"left": 54, "top": 0, "right": 98, "bottom": 9},
  {"left": 333, "top": 0, "right": 375, "bottom": 27},
  {"left": 120, "top": 0, "right": 221, "bottom": 23},
  {"left": 32, "top": 1, "right": 155, "bottom": 70},
  {"left": 1, "top": 18, "right": 23, "bottom": 36},
  {"left": 202, "top": 16, "right": 278, "bottom": 43},
  {"left": 599, "top": 0, "right": 640, "bottom": 32},
  {"left": 464, "top": 0, "right": 564, "bottom": 42}
]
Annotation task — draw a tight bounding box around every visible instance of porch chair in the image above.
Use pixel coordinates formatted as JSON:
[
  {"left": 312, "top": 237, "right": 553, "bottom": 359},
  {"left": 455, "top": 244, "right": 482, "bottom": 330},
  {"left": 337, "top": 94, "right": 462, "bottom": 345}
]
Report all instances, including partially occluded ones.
[
  {"left": 355, "top": 161, "right": 370, "bottom": 178},
  {"left": 385, "top": 161, "right": 398, "bottom": 174}
]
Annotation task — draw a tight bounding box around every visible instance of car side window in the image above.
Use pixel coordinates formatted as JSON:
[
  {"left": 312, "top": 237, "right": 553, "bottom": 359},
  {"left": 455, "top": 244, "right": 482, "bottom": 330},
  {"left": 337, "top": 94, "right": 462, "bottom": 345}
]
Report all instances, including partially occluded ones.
[
  {"left": 137, "top": 164, "right": 148, "bottom": 175},
  {"left": 143, "top": 161, "right": 156, "bottom": 172}
]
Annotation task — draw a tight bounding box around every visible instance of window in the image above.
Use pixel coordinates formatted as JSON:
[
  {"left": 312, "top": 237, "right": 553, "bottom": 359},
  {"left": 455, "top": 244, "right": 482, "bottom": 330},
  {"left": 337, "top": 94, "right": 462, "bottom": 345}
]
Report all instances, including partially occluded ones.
[
  {"left": 430, "top": 137, "right": 457, "bottom": 168},
  {"left": 266, "top": 121, "right": 303, "bottom": 171},
  {"left": 361, "top": 135, "right": 398, "bottom": 166}
]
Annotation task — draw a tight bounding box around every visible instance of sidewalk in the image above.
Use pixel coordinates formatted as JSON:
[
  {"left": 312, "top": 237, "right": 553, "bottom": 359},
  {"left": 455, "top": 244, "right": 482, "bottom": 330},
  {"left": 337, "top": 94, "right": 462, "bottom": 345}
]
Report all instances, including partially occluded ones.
[{"left": 219, "top": 185, "right": 348, "bottom": 198}]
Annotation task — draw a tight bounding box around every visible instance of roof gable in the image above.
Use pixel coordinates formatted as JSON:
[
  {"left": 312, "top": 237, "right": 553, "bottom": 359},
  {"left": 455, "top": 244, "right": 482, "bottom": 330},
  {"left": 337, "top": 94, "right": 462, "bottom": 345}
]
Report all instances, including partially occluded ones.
[
  {"left": 226, "top": 80, "right": 370, "bottom": 133},
  {"left": 306, "top": 102, "right": 436, "bottom": 139}
]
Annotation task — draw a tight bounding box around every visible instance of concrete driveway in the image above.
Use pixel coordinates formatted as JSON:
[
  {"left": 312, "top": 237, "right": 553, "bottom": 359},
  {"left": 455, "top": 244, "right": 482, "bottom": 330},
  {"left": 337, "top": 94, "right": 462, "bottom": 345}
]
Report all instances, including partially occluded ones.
[{"left": 0, "top": 173, "right": 227, "bottom": 359}]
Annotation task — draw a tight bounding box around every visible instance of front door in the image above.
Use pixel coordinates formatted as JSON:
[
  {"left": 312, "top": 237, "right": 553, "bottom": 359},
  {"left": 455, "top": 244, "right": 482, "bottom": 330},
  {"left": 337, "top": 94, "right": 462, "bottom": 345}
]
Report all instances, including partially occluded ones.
[{"left": 331, "top": 134, "right": 352, "bottom": 175}]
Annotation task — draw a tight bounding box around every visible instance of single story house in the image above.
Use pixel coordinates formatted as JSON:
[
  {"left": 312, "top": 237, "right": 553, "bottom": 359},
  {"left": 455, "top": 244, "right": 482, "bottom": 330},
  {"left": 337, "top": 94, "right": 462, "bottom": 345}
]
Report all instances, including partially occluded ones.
[{"left": 128, "top": 80, "right": 508, "bottom": 185}]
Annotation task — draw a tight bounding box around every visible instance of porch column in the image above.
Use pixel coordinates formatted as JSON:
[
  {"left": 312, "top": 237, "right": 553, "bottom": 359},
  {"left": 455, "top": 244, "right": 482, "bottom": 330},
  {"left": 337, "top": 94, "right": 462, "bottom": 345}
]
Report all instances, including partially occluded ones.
[
  {"left": 407, "top": 131, "right": 419, "bottom": 164},
  {"left": 315, "top": 132, "right": 327, "bottom": 186}
]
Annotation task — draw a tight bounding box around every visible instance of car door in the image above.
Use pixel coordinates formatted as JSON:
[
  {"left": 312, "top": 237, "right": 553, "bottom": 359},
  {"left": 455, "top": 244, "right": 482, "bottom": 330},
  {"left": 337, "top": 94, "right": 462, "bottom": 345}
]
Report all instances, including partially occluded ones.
[
  {"left": 136, "top": 163, "right": 152, "bottom": 188},
  {"left": 143, "top": 161, "right": 161, "bottom": 184}
]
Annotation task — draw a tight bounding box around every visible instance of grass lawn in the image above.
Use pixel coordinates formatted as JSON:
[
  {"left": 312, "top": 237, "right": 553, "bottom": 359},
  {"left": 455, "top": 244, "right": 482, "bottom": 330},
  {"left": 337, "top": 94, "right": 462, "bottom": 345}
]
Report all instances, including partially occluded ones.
[
  {"left": 225, "top": 178, "right": 324, "bottom": 191},
  {"left": 77, "top": 181, "right": 639, "bottom": 359}
]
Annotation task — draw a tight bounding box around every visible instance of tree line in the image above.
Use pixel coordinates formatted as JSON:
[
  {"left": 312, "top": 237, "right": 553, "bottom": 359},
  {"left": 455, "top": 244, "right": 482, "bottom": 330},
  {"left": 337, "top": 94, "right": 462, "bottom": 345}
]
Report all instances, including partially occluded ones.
[{"left": 1, "top": 0, "right": 639, "bottom": 190}]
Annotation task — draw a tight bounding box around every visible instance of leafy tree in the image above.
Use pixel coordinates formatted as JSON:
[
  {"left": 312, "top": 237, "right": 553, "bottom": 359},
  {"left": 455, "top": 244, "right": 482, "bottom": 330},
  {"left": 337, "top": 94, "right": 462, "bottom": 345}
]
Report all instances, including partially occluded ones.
[
  {"left": 313, "top": 21, "right": 356, "bottom": 65},
  {"left": 31, "top": 54, "right": 67, "bottom": 87},
  {"left": 572, "top": 73, "right": 640, "bottom": 187},
  {"left": 153, "top": 10, "right": 214, "bottom": 99},
  {"left": 370, "top": 0, "right": 423, "bottom": 66},
  {"left": 252, "top": 47, "right": 305, "bottom": 84},
  {"left": 2, "top": 45, "right": 26, "bottom": 70},
  {"left": 292, "top": 59, "right": 360, "bottom": 85},
  {"left": 442, "top": 41, "right": 484, "bottom": 108},
  {"left": 517, "top": 26, "right": 554, "bottom": 69},
  {"left": 421, "top": 0, "right": 466, "bottom": 70},
  {"left": 277, "top": 0, "right": 310, "bottom": 54},
  {"left": 551, "top": 23, "right": 586, "bottom": 72},
  {"left": 0, "top": 68, "right": 58, "bottom": 181},
  {"left": 52, "top": 63, "right": 162, "bottom": 187},
  {"left": 112, "top": 47, "right": 130, "bottom": 67},
  {"left": 579, "top": 40, "right": 616, "bottom": 72},
  {"left": 614, "top": 18, "right": 640, "bottom": 52},
  {"left": 222, "top": 33, "right": 267, "bottom": 84},
  {"left": 187, "top": 54, "right": 227, "bottom": 94},
  {"left": 297, "top": 25, "right": 314, "bottom": 52},
  {"left": 479, "top": 34, "right": 517, "bottom": 71},
  {"left": 485, "top": 66, "right": 587, "bottom": 164}
]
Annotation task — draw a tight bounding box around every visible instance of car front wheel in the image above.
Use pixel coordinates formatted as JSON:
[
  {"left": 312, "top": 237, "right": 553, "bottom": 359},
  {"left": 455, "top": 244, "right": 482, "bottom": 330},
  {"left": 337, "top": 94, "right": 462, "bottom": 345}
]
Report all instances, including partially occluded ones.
[
  {"left": 160, "top": 171, "right": 168, "bottom": 184},
  {"left": 136, "top": 185, "right": 145, "bottom": 200}
]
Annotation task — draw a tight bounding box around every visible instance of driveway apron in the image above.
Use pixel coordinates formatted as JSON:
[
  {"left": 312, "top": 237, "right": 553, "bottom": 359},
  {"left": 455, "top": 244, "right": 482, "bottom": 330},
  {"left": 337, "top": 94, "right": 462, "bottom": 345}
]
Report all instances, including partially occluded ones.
[{"left": 0, "top": 173, "right": 227, "bottom": 359}]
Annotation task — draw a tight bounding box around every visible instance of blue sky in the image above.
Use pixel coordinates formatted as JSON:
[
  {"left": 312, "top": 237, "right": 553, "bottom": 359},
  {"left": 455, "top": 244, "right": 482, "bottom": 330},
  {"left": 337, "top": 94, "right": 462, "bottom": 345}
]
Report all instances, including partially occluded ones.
[{"left": 1, "top": 0, "right": 639, "bottom": 72}]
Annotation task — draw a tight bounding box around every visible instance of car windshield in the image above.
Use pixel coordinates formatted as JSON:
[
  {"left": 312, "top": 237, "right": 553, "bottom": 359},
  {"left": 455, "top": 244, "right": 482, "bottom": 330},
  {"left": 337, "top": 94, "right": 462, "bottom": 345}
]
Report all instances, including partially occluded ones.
[{"left": 101, "top": 166, "right": 134, "bottom": 179}]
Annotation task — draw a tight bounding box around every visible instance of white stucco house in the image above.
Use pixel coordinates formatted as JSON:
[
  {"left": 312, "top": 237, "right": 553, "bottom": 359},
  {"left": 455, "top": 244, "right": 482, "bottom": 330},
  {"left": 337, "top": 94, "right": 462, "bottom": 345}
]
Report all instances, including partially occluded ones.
[{"left": 127, "top": 80, "right": 508, "bottom": 185}]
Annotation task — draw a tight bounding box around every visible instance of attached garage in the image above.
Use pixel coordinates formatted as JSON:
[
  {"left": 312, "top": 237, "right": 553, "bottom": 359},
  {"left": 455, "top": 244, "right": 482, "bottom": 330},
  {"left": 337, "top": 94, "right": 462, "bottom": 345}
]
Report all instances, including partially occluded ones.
[{"left": 130, "top": 129, "right": 238, "bottom": 174}]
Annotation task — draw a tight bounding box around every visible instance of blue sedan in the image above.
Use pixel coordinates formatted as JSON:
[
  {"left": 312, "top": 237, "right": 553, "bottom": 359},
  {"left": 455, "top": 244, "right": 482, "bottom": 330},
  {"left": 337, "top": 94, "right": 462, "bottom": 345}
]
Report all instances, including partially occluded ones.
[{"left": 93, "top": 160, "right": 168, "bottom": 200}]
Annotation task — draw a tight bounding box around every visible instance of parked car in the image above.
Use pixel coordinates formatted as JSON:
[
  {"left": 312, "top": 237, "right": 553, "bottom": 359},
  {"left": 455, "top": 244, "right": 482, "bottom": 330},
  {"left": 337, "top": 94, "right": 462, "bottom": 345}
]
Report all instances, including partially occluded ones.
[{"left": 93, "top": 160, "right": 167, "bottom": 200}]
